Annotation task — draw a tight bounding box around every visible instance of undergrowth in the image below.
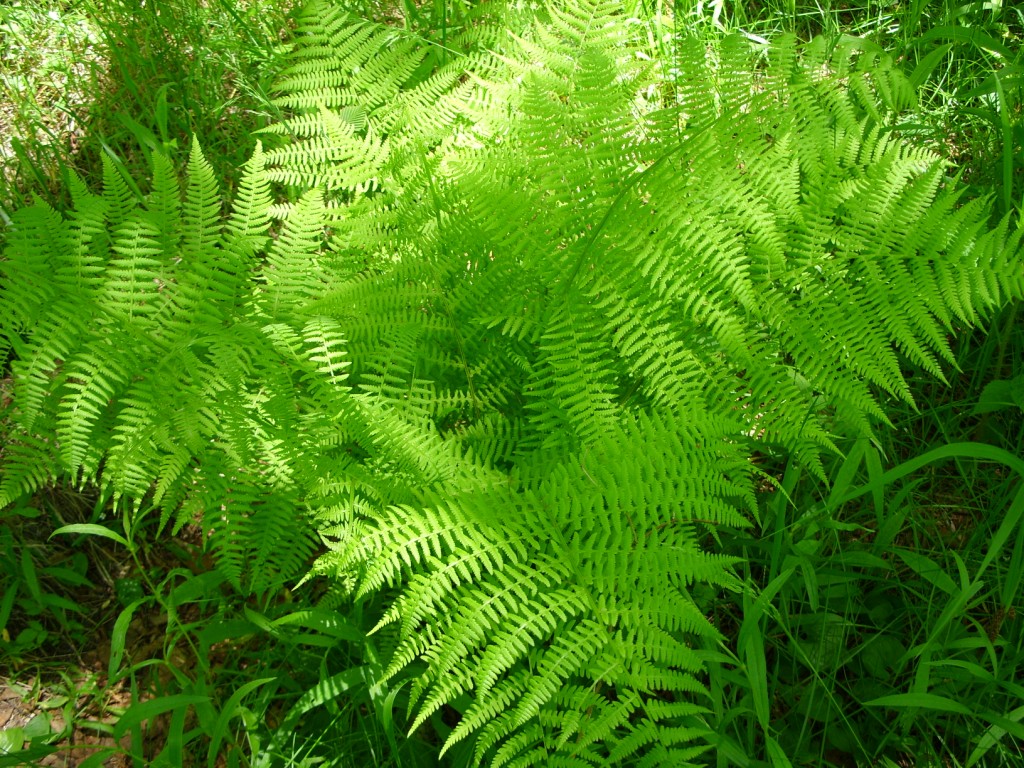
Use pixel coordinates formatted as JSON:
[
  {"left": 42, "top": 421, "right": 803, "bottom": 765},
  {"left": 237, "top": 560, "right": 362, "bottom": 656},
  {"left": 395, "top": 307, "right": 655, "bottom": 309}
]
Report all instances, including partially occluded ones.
[{"left": 0, "top": 1, "right": 1022, "bottom": 767}]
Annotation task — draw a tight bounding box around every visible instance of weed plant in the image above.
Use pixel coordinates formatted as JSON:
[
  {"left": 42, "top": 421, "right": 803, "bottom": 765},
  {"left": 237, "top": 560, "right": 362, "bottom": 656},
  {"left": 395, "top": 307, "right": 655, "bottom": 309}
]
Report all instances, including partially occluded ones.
[{"left": 0, "top": 1, "right": 1022, "bottom": 767}]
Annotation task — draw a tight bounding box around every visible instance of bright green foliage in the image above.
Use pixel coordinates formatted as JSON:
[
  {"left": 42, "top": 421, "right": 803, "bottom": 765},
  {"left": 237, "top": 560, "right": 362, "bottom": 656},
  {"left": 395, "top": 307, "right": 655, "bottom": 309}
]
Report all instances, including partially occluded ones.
[
  {"left": 0, "top": 139, "right": 325, "bottom": 596},
  {"left": 2, "top": 0, "right": 1023, "bottom": 765}
]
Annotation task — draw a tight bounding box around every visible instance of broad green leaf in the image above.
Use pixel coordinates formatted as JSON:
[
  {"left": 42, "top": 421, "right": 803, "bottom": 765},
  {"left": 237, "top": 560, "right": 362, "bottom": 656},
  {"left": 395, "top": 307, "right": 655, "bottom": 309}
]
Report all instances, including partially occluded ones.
[
  {"left": 113, "top": 695, "right": 209, "bottom": 739},
  {"left": 743, "top": 632, "right": 769, "bottom": 731},
  {"left": 271, "top": 608, "right": 365, "bottom": 643},
  {"left": 206, "top": 677, "right": 276, "bottom": 768},
  {"left": 971, "top": 375, "right": 1024, "bottom": 415},
  {"left": 50, "top": 524, "right": 130, "bottom": 549},
  {"left": 895, "top": 549, "right": 957, "bottom": 596},
  {"left": 968, "top": 706, "right": 1024, "bottom": 767},
  {"left": 0, "top": 727, "right": 24, "bottom": 755},
  {"left": 109, "top": 599, "right": 147, "bottom": 681},
  {"left": 279, "top": 668, "right": 365, "bottom": 731},
  {"left": 864, "top": 693, "right": 973, "bottom": 715},
  {"left": 19, "top": 548, "right": 42, "bottom": 604},
  {"left": 766, "top": 736, "right": 794, "bottom": 768}
]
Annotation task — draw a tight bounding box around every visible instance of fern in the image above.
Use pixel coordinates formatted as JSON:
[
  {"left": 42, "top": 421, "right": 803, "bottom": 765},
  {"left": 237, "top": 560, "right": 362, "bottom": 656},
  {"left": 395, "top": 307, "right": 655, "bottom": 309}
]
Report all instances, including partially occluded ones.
[
  {"left": 0, "top": 142, "right": 355, "bottom": 596},
  {"left": 2, "top": 0, "right": 1022, "bottom": 764},
  {"left": 280, "top": 3, "right": 1021, "bottom": 764}
]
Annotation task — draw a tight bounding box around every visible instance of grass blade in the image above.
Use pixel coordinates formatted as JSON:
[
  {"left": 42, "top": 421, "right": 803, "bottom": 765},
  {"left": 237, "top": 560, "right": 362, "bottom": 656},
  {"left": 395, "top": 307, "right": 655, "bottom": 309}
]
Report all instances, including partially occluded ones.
[
  {"left": 864, "top": 692, "right": 973, "bottom": 715},
  {"left": 50, "top": 523, "right": 130, "bottom": 549}
]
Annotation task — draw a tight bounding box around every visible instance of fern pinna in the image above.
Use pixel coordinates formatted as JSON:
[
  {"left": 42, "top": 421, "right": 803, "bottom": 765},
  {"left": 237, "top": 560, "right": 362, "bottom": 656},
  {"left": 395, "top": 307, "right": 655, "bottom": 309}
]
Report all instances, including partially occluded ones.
[{"left": 1, "top": 0, "right": 1021, "bottom": 765}]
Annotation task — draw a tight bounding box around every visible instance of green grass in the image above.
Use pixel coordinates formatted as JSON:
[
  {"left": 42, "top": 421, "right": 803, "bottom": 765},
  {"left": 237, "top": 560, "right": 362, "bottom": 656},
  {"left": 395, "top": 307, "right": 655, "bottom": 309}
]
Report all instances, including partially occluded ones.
[
  {"left": 713, "top": 437, "right": 1024, "bottom": 765},
  {"left": 1, "top": 0, "right": 1022, "bottom": 766},
  {"left": 0, "top": 0, "right": 289, "bottom": 218},
  {"left": 0, "top": 0, "right": 99, "bottom": 216}
]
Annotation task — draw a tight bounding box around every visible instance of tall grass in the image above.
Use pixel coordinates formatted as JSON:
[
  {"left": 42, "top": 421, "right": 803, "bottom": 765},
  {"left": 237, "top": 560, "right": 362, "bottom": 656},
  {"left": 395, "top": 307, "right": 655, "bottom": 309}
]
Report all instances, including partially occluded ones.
[{"left": 0, "top": 0, "right": 290, "bottom": 219}]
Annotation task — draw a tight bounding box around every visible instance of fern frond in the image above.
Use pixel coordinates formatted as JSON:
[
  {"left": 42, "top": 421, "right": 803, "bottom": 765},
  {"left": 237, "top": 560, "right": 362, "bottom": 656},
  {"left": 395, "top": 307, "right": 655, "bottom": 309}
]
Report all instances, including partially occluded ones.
[
  {"left": 102, "top": 153, "right": 140, "bottom": 232},
  {"left": 0, "top": 428, "right": 62, "bottom": 508},
  {"left": 100, "top": 213, "right": 167, "bottom": 324},
  {"left": 302, "top": 316, "right": 350, "bottom": 381},
  {"left": 64, "top": 171, "right": 110, "bottom": 292},
  {"left": 259, "top": 188, "right": 327, "bottom": 320},
  {"left": 57, "top": 342, "right": 131, "bottom": 478},
  {"left": 182, "top": 137, "right": 222, "bottom": 262},
  {"left": 147, "top": 151, "right": 182, "bottom": 260},
  {"left": 0, "top": 203, "right": 75, "bottom": 329},
  {"left": 224, "top": 140, "right": 272, "bottom": 258}
]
